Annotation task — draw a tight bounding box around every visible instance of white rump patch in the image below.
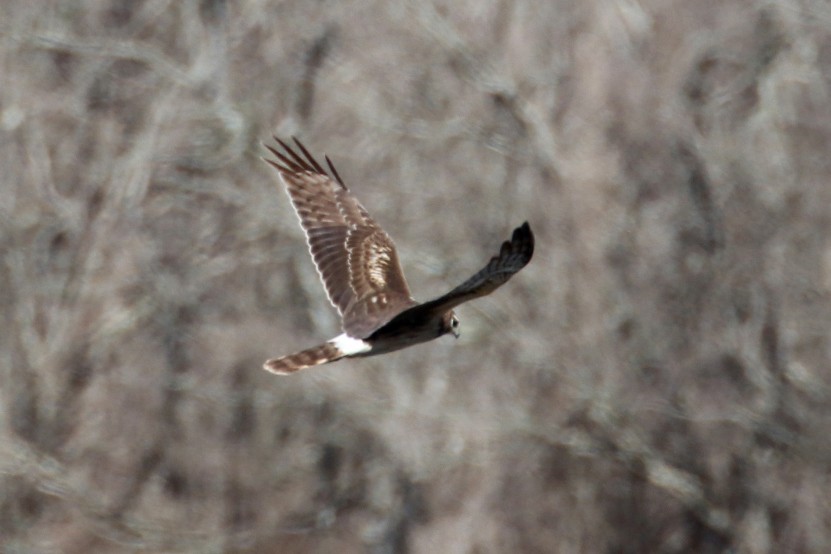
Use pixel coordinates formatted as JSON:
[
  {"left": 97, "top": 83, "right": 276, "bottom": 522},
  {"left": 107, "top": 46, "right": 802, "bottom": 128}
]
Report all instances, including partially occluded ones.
[{"left": 330, "top": 333, "right": 372, "bottom": 356}]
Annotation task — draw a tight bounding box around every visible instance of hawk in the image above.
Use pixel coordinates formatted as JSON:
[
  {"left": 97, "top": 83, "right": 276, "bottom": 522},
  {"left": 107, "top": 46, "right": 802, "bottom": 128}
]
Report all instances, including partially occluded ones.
[{"left": 262, "top": 137, "right": 534, "bottom": 375}]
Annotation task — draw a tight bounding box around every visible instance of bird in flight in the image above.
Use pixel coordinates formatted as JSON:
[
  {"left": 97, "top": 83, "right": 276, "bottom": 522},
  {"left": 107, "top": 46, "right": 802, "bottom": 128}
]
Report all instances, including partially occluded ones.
[{"left": 262, "top": 137, "right": 534, "bottom": 375}]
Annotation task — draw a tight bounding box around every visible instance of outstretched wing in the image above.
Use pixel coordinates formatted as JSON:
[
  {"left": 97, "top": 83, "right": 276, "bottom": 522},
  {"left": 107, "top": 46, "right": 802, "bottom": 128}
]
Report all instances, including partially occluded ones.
[
  {"left": 398, "top": 222, "right": 534, "bottom": 319},
  {"left": 263, "top": 137, "right": 416, "bottom": 337}
]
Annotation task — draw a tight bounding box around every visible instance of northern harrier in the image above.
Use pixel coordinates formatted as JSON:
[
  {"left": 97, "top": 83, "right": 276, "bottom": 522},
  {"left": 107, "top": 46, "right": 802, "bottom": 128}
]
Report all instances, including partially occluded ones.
[{"left": 262, "top": 137, "right": 534, "bottom": 375}]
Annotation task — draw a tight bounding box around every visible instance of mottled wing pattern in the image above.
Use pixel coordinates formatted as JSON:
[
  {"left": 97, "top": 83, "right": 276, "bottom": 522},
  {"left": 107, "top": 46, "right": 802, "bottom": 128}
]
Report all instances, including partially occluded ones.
[
  {"left": 401, "top": 222, "right": 534, "bottom": 319},
  {"left": 263, "top": 138, "right": 415, "bottom": 337},
  {"left": 341, "top": 227, "right": 417, "bottom": 337}
]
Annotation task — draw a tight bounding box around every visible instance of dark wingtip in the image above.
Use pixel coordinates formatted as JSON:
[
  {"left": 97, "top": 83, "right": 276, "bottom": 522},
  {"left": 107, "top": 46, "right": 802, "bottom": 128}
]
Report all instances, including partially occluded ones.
[
  {"left": 513, "top": 221, "right": 534, "bottom": 262},
  {"left": 262, "top": 140, "right": 301, "bottom": 173},
  {"left": 325, "top": 154, "right": 347, "bottom": 188},
  {"left": 264, "top": 136, "right": 331, "bottom": 177},
  {"left": 273, "top": 135, "right": 292, "bottom": 152}
]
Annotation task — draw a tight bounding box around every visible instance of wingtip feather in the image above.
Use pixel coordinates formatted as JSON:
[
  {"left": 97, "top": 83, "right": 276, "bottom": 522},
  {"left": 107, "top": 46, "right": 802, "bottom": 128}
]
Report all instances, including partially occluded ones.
[{"left": 507, "top": 221, "right": 534, "bottom": 266}]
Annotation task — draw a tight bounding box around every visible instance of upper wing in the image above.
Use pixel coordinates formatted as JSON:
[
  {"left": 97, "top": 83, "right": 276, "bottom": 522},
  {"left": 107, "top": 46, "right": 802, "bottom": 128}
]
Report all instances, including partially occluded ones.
[
  {"left": 406, "top": 222, "right": 534, "bottom": 317},
  {"left": 263, "top": 137, "right": 416, "bottom": 337}
]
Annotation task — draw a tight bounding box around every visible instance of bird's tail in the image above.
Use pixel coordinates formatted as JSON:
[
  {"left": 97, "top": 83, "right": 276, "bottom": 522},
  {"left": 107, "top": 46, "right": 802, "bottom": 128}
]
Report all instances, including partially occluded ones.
[{"left": 263, "top": 342, "right": 345, "bottom": 375}]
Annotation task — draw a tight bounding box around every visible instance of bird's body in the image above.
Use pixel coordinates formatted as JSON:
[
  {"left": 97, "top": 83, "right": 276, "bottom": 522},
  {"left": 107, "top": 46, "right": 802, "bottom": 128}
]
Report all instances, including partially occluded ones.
[{"left": 262, "top": 137, "right": 533, "bottom": 374}]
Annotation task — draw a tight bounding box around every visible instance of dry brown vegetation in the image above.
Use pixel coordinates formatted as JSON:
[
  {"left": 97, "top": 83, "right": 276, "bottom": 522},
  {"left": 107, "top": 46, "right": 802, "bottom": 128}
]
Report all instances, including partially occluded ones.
[{"left": 3, "top": 1, "right": 831, "bottom": 552}]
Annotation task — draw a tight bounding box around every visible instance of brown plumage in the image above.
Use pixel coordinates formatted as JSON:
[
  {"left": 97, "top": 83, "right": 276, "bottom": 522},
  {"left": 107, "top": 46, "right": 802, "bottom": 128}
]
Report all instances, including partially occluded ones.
[{"left": 262, "top": 137, "right": 534, "bottom": 375}]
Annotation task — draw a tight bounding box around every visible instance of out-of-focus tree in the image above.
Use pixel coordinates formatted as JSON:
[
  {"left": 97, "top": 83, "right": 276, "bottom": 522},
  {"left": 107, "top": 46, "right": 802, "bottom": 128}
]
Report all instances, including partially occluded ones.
[{"left": 2, "top": 1, "right": 830, "bottom": 552}]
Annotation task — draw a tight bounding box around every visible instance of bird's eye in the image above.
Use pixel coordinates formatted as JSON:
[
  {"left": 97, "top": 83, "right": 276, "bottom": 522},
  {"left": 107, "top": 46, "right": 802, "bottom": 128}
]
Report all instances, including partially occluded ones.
[{"left": 451, "top": 317, "right": 459, "bottom": 328}]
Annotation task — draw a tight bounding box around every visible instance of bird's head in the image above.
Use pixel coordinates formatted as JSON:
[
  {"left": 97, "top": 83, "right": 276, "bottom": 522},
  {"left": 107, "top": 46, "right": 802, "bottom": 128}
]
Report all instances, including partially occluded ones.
[{"left": 441, "top": 311, "right": 460, "bottom": 339}]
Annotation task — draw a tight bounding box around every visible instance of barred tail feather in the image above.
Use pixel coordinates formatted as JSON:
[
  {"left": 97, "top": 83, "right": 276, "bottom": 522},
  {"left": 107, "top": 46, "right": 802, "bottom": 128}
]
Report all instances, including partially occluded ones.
[{"left": 263, "top": 343, "right": 345, "bottom": 375}]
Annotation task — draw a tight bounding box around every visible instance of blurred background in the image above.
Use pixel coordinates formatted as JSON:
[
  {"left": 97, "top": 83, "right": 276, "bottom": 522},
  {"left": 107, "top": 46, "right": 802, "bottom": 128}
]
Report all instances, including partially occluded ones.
[{"left": 2, "top": 1, "right": 831, "bottom": 552}]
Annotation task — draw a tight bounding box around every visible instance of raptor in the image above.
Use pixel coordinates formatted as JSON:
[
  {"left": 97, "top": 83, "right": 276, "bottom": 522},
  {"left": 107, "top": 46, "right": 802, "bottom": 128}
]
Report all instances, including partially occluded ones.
[{"left": 262, "top": 137, "right": 534, "bottom": 374}]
